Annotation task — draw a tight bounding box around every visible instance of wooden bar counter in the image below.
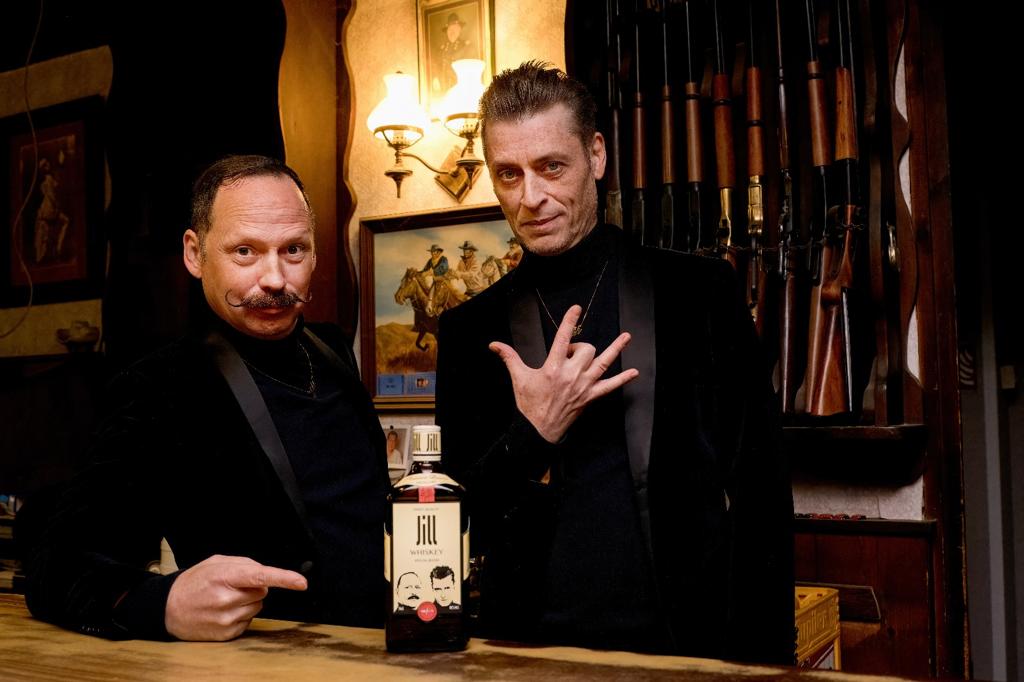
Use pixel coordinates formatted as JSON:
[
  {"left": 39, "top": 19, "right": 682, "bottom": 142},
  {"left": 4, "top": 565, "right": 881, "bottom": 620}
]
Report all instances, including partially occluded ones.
[{"left": 0, "top": 595, "right": 919, "bottom": 681}]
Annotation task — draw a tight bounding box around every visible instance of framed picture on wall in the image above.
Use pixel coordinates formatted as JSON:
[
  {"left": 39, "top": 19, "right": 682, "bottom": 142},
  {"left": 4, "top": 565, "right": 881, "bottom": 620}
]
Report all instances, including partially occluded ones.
[
  {"left": 359, "top": 204, "right": 516, "bottom": 410},
  {"left": 417, "top": 0, "right": 495, "bottom": 117},
  {"left": 1, "top": 96, "right": 105, "bottom": 307},
  {"left": 383, "top": 424, "right": 412, "bottom": 482}
]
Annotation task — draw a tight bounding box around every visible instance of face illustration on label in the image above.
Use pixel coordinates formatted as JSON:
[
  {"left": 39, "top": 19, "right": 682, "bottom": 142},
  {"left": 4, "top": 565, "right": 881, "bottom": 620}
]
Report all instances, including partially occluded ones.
[
  {"left": 395, "top": 572, "right": 423, "bottom": 610},
  {"left": 430, "top": 565, "right": 457, "bottom": 608},
  {"left": 432, "top": 575, "right": 455, "bottom": 606}
]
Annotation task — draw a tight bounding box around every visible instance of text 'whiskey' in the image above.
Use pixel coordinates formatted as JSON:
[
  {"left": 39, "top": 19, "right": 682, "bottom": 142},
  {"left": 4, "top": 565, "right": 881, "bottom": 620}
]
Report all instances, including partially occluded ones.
[{"left": 385, "top": 425, "right": 469, "bottom": 652}]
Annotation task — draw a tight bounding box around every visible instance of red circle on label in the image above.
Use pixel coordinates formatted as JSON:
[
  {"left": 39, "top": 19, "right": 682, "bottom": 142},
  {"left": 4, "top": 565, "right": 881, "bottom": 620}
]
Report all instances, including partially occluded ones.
[{"left": 416, "top": 601, "right": 438, "bottom": 623}]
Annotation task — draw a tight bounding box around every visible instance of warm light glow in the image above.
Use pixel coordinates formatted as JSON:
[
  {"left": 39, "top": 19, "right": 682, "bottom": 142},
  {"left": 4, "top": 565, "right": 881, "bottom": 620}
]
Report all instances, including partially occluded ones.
[
  {"left": 368, "top": 64, "right": 486, "bottom": 201},
  {"left": 367, "top": 71, "right": 430, "bottom": 145},
  {"left": 437, "top": 59, "right": 485, "bottom": 135}
]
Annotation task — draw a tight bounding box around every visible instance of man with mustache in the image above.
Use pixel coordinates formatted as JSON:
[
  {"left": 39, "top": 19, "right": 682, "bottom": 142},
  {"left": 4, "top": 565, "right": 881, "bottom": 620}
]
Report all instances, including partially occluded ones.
[
  {"left": 436, "top": 63, "right": 793, "bottom": 663},
  {"left": 394, "top": 572, "right": 423, "bottom": 612},
  {"left": 27, "top": 156, "right": 389, "bottom": 642}
]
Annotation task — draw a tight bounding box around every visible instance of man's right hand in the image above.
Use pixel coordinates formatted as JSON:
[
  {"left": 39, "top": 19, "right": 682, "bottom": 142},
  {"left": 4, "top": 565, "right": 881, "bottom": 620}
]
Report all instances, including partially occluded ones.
[
  {"left": 489, "top": 305, "right": 639, "bottom": 444},
  {"left": 164, "top": 555, "right": 307, "bottom": 641}
]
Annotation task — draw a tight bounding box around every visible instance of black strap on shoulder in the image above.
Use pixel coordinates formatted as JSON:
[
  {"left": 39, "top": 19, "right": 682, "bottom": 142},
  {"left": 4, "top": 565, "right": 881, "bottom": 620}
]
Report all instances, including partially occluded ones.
[{"left": 204, "top": 330, "right": 314, "bottom": 543}]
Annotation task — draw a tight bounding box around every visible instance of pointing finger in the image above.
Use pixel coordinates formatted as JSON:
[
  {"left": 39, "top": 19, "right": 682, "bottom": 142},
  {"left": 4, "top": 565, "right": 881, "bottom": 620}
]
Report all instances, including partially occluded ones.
[{"left": 227, "top": 564, "right": 308, "bottom": 591}]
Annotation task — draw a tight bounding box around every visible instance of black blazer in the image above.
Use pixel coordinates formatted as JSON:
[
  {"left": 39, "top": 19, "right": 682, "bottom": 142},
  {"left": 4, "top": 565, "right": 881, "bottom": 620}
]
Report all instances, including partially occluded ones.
[
  {"left": 436, "top": 234, "right": 794, "bottom": 664},
  {"left": 25, "top": 322, "right": 388, "bottom": 639}
]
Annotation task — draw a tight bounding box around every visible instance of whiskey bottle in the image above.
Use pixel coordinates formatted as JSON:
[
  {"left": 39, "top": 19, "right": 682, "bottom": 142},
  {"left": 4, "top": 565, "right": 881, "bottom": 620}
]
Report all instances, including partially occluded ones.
[{"left": 385, "top": 425, "right": 469, "bottom": 652}]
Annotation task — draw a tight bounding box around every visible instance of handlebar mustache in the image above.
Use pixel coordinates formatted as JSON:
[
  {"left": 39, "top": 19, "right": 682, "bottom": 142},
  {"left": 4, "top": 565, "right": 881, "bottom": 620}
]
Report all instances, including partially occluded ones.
[{"left": 224, "top": 290, "right": 313, "bottom": 309}]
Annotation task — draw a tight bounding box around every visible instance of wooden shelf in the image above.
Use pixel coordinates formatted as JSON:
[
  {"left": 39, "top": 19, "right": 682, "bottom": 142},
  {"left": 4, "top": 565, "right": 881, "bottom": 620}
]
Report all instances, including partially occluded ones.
[
  {"left": 793, "top": 517, "right": 936, "bottom": 537},
  {"left": 784, "top": 424, "right": 928, "bottom": 485}
]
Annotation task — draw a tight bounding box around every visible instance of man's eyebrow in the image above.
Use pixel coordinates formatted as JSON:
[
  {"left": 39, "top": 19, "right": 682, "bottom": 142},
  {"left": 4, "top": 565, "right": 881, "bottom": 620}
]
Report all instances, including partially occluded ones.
[{"left": 533, "top": 153, "right": 571, "bottom": 165}]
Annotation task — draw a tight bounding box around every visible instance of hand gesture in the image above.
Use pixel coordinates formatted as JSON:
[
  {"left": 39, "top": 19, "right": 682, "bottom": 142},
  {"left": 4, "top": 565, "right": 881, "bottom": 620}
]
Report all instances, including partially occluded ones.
[
  {"left": 164, "top": 554, "right": 307, "bottom": 641},
  {"left": 489, "top": 305, "right": 638, "bottom": 443}
]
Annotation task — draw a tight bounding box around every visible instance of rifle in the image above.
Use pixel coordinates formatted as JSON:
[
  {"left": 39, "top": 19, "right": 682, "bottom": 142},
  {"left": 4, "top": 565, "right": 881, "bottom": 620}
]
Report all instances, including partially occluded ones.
[
  {"left": 682, "top": 0, "right": 704, "bottom": 253},
  {"left": 630, "top": 0, "right": 647, "bottom": 245},
  {"left": 711, "top": 0, "right": 737, "bottom": 269},
  {"left": 745, "top": 0, "right": 766, "bottom": 335},
  {"left": 798, "top": 0, "right": 833, "bottom": 414},
  {"left": 605, "top": 0, "right": 624, "bottom": 230},
  {"left": 659, "top": 1, "right": 677, "bottom": 250},
  {"left": 808, "top": 0, "right": 860, "bottom": 415},
  {"left": 774, "top": 0, "right": 799, "bottom": 414}
]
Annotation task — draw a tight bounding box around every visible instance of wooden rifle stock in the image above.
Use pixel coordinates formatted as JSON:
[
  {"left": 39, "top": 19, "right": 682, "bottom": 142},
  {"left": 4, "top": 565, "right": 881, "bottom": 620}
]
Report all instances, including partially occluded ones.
[
  {"left": 800, "top": 0, "right": 835, "bottom": 415},
  {"left": 711, "top": 0, "right": 736, "bottom": 269},
  {"left": 745, "top": 0, "right": 766, "bottom": 335},
  {"left": 682, "top": 0, "right": 704, "bottom": 253},
  {"left": 605, "top": 0, "right": 624, "bottom": 229}
]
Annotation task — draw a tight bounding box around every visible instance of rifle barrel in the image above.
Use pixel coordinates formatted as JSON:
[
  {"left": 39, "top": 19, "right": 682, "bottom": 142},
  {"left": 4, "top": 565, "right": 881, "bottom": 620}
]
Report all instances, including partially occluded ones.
[
  {"left": 605, "top": 0, "right": 623, "bottom": 229},
  {"left": 746, "top": 0, "right": 766, "bottom": 330},
  {"left": 660, "top": 4, "right": 676, "bottom": 249},
  {"left": 683, "top": 0, "right": 704, "bottom": 253},
  {"left": 775, "top": 0, "right": 798, "bottom": 413},
  {"left": 631, "top": 7, "right": 646, "bottom": 244},
  {"left": 711, "top": 0, "right": 736, "bottom": 264}
]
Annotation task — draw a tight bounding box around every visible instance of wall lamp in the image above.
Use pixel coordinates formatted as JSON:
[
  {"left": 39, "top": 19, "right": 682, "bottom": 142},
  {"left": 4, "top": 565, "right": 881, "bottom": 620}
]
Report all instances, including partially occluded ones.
[{"left": 367, "top": 59, "right": 486, "bottom": 202}]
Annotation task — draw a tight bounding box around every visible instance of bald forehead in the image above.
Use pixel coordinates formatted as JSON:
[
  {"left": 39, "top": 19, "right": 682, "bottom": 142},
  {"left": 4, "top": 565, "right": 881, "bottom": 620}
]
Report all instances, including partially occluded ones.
[{"left": 210, "top": 175, "right": 314, "bottom": 232}]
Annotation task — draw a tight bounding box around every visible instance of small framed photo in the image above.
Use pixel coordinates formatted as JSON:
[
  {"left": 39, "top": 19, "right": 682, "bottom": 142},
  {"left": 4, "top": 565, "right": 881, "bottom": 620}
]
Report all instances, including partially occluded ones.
[
  {"left": 359, "top": 204, "right": 518, "bottom": 410},
  {"left": 417, "top": 0, "right": 495, "bottom": 117},
  {"left": 384, "top": 424, "right": 411, "bottom": 477},
  {"left": 1, "top": 97, "right": 106, "bottom": 307}
]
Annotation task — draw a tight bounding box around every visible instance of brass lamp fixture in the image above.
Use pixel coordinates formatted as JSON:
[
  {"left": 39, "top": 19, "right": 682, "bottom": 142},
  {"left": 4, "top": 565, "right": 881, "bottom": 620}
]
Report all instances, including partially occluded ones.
[{"left": 368, "top": 59, "right": 486, "bottom": 201}]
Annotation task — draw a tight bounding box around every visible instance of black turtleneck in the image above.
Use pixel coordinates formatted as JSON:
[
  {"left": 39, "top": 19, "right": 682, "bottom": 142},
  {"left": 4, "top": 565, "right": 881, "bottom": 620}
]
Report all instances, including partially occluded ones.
[
  {"left": 515, "top": 224, "right": 666, "bottom": 651},
  {"left": 217, "top": 318, "right": 387, "bottom": 627}
]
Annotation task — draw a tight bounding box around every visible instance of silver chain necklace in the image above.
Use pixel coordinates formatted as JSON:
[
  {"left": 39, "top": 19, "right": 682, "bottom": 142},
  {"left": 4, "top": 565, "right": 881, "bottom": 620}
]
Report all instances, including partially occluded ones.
[
  {"left": 535, "top": 259, "right": 610, "bottom": 340},
  {"left": 244, "top": 340, "right": 316, "bottom": 395}
]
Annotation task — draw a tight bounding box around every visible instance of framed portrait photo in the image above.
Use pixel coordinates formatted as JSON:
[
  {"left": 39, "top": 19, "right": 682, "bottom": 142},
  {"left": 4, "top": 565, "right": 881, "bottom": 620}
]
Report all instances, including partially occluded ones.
[
  {"left": 359, "top": 204, "right": 517, "bottom": 410},
  {"left": 383, "top": 424, "right": 412, "bottom": 482},
  {"left": 417, "top": 0, "right": 495, "bottom": 117},
  {"left": 1, "top": 97, "right": 106, "bottom": 307}
]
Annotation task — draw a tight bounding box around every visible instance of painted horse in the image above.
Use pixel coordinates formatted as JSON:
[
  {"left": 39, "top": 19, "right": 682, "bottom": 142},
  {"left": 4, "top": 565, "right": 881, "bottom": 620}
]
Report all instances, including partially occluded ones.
[{"left": 394, "top": 268, "right": 437, "bottom": 351}]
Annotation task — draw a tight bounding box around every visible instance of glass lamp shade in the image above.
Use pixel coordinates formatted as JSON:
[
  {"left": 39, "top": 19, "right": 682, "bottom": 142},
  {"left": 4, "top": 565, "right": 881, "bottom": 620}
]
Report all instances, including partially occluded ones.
[
  {"left": 367, "top": 71, "right": 430, "bottom": 146},
  {"left": 437, "top": 59, "right": 485, "bottom": 135}
]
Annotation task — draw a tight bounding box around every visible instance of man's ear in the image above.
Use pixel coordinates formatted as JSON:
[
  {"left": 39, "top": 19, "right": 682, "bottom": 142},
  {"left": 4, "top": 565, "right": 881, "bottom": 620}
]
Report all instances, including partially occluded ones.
[
  {"left": 183, "top": 229, "right": 203, "bottom": 279},
  {"left": 590, "top": 132, "right": 607, "bottom": 181}
]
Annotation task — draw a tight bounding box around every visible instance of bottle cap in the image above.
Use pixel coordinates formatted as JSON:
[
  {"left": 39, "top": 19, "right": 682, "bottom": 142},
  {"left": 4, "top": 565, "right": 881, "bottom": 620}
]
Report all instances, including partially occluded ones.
[{"left": 411, "top": 425, "right": 442, "bottom": 461}]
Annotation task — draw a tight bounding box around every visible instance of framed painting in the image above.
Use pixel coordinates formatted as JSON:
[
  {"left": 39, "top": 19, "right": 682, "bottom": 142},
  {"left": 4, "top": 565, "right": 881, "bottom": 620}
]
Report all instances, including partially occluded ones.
[
  {"left": 1, "top": 96, "right": 106, "bottom": 307},
  {"left": 360, "top": 204, "right": 517, "bottom": 410},
  {"left": 417, "top": 0, "right": 495, "bottom": 118}
]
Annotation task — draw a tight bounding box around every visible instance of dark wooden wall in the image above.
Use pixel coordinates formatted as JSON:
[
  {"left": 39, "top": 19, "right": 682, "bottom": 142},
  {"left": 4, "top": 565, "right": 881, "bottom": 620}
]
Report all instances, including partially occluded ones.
[{"left": 795, "top": 520, "right": 934, "bottom": 676}]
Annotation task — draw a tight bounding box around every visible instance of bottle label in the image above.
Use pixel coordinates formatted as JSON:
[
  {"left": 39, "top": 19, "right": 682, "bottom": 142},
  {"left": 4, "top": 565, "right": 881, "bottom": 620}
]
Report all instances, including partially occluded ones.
[
  {"left": 395, "top": 472, "right": 459, "bottom": 488},
  {"left": 390, "top": 501, "right": 462, "bottom": 620}
]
